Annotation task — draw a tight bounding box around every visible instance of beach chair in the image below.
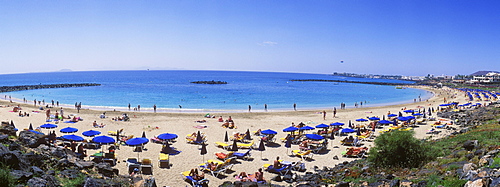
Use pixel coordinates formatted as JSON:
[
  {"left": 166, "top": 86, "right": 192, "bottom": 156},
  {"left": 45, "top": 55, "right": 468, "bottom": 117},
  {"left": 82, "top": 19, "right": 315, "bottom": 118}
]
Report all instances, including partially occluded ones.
[
  {"left": 342, "top": 147, "right": 368, "bottom": 158},
  {"left": 127, "top": 158, "right": 140, "bottom": 174},
  {"left": 232, "top": 149, "right": 252, "bottom": 161},
  {"left": 264, "top": 164, "right": 291, "bottom": 175},
  {"left": 159, "top": 153, "right": 170, "bottom": 168},
  {"left": 199, "top": 160, "right": 228, "bottom": 177},
  {"left": 141, "top": 158, "right": 153, "bottom": 175},
  {"left": 215, "top": 151, "right": 234, "bottom": 161},
  {"left": 181, "top": 170, "right": 209, "bottom": 187},
  {"left": 292, "top": 150, "right": 312, "bottom": 160},
  {"left": 340, "top": 139, "right": 355, "bottom": 146},
  {"left": 237, "top": 141, "right": 254, "bottom": 149},
  {"left": 214, "top": 142, "right": 230, "bottom": 150}
]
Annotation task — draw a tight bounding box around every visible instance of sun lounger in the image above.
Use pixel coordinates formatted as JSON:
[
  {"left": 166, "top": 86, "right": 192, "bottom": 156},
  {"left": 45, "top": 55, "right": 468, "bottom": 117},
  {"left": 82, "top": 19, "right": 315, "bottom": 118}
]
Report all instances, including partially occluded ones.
[
  {"left": 264, "top": 164, "right": 291, "bottom": 175},
  {"left": 342, "top": 147, "right": 368, "bottom": 158},
  {"left": 199, "top": 159, "right": 232, "bottom": 177},
  {"left": 215, "top": 142, "right": 230, "bottom": 150},
  {"left": 237, "top": 141, "right": 254, "bottom": 149},
  {"left": 181, "top": 170, "right": 209, "bottom": 187},
  {"left": 232, "top": 149, "right": 252, "bottom": 161},
  {"left": 159, "top": 153, "right": 170, "bottom": 168},
  {"left": 215, "top": 152, "right": 234, "bottom": 161},
  {"left": 292, "top": 150, "right": 312, "bottom": 160}
]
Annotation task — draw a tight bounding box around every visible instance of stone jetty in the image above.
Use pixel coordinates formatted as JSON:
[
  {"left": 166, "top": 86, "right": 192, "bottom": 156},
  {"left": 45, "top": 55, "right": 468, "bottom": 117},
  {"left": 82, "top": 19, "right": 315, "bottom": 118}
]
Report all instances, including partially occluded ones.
[{"left": 0, "top": 83, "right": 101, "bottom": 93}]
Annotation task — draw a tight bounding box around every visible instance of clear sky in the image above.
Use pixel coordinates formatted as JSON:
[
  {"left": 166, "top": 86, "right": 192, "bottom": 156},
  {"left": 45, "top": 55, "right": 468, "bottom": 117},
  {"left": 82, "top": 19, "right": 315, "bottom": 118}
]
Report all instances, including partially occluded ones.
[{"left": 1, "top": 0, "right": 499, "bottom": 76}]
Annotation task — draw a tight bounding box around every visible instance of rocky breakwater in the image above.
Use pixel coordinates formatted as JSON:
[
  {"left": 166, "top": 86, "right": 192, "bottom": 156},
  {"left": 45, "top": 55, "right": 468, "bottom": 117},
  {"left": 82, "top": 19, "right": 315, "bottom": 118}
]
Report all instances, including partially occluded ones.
[
  {"left": 190, "top": 80, "right": 227, "bottom": 84},
  {"left": 0, "top": 83, "right": 101, "bottom": 93},
  {"left": 0, "top": 121, "right": 133, "bottom": 186}
]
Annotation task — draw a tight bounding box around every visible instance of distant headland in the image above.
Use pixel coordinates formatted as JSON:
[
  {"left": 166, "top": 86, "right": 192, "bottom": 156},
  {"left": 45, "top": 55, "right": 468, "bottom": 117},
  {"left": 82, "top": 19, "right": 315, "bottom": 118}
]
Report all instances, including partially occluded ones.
[{"left": 290, "top": 79, "right": 410, "bottom": 86}]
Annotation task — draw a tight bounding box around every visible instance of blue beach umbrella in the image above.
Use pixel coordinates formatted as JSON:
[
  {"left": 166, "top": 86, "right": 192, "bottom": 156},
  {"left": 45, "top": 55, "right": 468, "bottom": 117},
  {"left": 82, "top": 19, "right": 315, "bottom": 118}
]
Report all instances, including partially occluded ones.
[
  {"left": 283, "top": 126, "right": 299, "bottom": 132},
  {"left": 403, "top": 110, "right": 414, "bottom": 113},
  {"left": 61, "top": 134, "right": 84, "bottom": 142},
  {"left": 299, "top": 126, "right": 315, "bottom": 131},
  {"left": 355, "top": 118, "right": 368, "bottom": 122},
  {"left": 82, "top": 130, "right": 101, "bottom": 137},
  {"left": 378, "top": 120, "right": 393, "bottom": 125},
  {"left": 315, "top": 124, "right": 329, "bottom": 128},
  {"left": 330, "top": 122, "right": 344, "bottom": 126},
  {"left": 157, "top": 133, "right": 178, "bottom": 140},
  {"left": 261, "top": 129, "right": 277, "bottom": 135},
  {"left": 387, "top": 114, "right": 397, "bottom": 117},
  {"left": 412, "top": 113, "right": 423, "bottom": 116},
  {"left": 60, "top": 127, "right": 78, "bottom": 133},
  {"left": 341, "top": 128, "right": 356, "bottom": 133},
  {"left": 368, "top": 117, "right": 380, "bottom": 121},
  {"left": 29, "top": 130, "right": 44, "bottom": 135},
  {"left": 305, "top": 134, "right": 324, "bottom": 140},
  {"left": 398, "top": 116, "right": 410, "bottom": 121},
  {"left": 126, "top": 137, "right": 149, "bottom": 146},
  {"left": 40, "top": 124, "right": 58, "bottom": 129},
  {"left": 92, "top": 135, "right": 116, "bottom": 145}
]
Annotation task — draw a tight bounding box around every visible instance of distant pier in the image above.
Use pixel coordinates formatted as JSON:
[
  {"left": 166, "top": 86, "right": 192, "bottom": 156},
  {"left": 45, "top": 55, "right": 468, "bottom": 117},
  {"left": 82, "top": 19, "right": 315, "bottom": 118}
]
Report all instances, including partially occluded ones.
[
  {"left": 290, "top": 79, "right": 412, "bottom": 86},
  {"left": 0, "top": 83, "right": 101, "bottom": 93}
]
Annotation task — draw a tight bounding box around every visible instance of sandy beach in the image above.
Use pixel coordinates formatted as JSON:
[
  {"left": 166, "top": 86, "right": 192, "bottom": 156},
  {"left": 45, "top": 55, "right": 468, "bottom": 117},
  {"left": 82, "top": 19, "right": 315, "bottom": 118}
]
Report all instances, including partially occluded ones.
[{"left": 0, "top": 86, "right": 469, "bottom": 186}]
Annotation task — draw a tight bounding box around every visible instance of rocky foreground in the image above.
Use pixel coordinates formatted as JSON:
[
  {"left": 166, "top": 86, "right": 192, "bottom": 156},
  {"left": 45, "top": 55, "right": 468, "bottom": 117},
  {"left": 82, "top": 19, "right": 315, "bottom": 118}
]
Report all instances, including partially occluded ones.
[{"left": 0, "top": 102, "right": 498, "bottom": 187}]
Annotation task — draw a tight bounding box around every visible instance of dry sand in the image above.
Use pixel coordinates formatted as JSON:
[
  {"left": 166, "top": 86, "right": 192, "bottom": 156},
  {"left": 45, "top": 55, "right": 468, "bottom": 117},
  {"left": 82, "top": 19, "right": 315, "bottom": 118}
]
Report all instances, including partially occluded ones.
[{"left": 0, "top": 86, "right": 468, "bottom": 186}]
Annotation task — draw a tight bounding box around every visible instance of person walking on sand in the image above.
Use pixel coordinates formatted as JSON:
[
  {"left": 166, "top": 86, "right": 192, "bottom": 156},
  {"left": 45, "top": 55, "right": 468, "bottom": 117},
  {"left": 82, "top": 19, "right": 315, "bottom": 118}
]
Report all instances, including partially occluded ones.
[
  {"left": 137, "top": 105, "right": 140, "bottom": 111},
  {"left": 293, "top": 103, "right": 297, "bottom": 111},
  {"left": 128, "top": 103, "right": 131, "bottom": 111},
  {"left": 333, "top": 107, "right": 337, "bottom": 118},
  {"left": 323, "top": 110, "right": 326, "bottom": 120},
  {"left": 264, "top": 104, "right": 267, "bottom": 111},
  {"left": 153, "top": 104, "right": 157, "bottom": 113},
  {"left": 248, "top": 105, "right": 251, "bottom": 112}
]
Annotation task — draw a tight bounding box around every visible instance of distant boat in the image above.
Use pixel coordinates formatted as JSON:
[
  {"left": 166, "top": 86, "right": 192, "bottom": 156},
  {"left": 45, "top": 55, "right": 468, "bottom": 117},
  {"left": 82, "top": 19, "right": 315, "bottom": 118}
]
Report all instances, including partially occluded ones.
[{"left": 395, "top": 86, "right": 404, "bottom": 89}]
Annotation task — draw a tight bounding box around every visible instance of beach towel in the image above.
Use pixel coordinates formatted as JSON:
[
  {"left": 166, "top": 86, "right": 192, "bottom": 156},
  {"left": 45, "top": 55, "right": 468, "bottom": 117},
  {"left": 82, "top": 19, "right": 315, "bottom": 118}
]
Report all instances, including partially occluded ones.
[{"left": 193, "top": 125, "right": 208, "bottom": 129}]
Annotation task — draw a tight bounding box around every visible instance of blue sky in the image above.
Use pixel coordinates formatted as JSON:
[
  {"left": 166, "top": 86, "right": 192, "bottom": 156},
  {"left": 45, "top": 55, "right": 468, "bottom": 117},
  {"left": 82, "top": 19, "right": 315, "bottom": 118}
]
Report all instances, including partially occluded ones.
[{"left": 1, "top": 0, "right": 499, "bottom": 76}]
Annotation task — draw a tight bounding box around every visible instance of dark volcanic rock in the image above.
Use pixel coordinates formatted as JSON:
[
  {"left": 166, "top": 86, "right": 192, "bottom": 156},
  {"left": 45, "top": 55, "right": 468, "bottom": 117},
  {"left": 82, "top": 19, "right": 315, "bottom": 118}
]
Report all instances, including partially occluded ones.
[
  {"left": 27, "top": 177, "right": 48, "bottom": 187},
  {"left": 10, "top": 170, "right": 33, "bottom": 183},
  {"left": 463, "top": 140, "right": 478, "bottom": 151},
  {"left": 18, "top": 130, "right": 46, "bottom": 148}
]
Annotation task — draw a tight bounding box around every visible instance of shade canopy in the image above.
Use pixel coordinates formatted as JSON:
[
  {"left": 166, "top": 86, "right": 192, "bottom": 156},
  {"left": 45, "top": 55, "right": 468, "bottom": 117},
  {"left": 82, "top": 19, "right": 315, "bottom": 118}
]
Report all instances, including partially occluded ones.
[
  {"left": 126, "top": 137, "right": 149, "bottom": 146},
  {"left": 61, "top": 134, "right": 84, "bottom": 141},
  {"left": 412, "top": 113, "right": 423, "bottom": 116},
  {"left": 260, "top": 129, "right": 277, "bottom": 135},
  {"left": 355, "top": 118, "right": 368, "bottom": 122},
  {"left": 157, "top": 133, "right": 178, "bottom": 140},
  {"left": 283, "top": 126, "right": 299, "bottom": 132},
  {"left": 341, "top": 128, "right": 356, "bottom": 133},
  {"left": 60, "top": 127, "right": 78, "bottom": 133},
  {"left": 387, "top": 114, "right": 397, "bottom": 117},
  {"left": 82, "top": 130, "right": 101, "bottom": 137},
  {"left": 403, "top": 110, "right": 414, "bottom": 113},
  {"left": 299, "top": 126, "right": 315, "bottom": 131},
  {"left": 378, "top": 120, "right": 394, "bottom": 124},
  {"left": 305, "top": 134, "right": 324, "bottom": 140},
  {"left": 330, "top": 122, "right": 344, "bottom": 126},
  {"left": 315, "top": 124, "right": 329, "bottom": 128},
  {"left": 92, "top": 135, "right": 116, "bottom": 144},
  {"left": 40, "top": 124, "right": 58, "bottom": 129},
  {"left": 368, "top": 117, "right": 380, "bottom": 121}
]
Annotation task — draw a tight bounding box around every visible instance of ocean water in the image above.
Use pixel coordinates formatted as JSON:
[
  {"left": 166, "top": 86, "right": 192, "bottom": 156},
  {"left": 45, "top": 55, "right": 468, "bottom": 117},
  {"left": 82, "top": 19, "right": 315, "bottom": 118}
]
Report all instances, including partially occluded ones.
[{"left": 0, "top": 70, "right": 431, "bottom": 112}]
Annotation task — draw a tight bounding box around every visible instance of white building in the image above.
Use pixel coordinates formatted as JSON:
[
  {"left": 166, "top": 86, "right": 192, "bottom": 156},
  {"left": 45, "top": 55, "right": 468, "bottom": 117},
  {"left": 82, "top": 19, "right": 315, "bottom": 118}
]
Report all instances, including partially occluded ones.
[{"left": 469, "top": 72, "right": 500, "bottom": 83}]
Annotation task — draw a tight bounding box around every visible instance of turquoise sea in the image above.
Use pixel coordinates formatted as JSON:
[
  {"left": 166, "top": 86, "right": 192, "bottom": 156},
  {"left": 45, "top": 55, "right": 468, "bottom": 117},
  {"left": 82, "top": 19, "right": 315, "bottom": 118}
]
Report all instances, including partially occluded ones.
[{"left": 0, "top": 70, "right": 432, "bottom": 112}]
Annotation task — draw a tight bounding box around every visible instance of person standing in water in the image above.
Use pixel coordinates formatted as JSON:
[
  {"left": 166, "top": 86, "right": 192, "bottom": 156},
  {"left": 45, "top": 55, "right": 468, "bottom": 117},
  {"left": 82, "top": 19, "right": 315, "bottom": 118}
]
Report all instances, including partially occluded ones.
[{"left": 153, "top": 104, "right": 157, "bottom": 113}]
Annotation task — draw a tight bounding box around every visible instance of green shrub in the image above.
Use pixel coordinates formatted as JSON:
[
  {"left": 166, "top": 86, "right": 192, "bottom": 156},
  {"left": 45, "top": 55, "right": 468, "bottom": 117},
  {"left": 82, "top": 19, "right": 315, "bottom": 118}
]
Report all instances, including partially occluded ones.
[
  {"left": 0, "top": 165, "right": 15, "bottom": 187},
  {"left": 368, "top": 130, "right": 435, "bottom": 168},
  {"left": 59, "top": 174, "right": 86, "bottom": 187}
]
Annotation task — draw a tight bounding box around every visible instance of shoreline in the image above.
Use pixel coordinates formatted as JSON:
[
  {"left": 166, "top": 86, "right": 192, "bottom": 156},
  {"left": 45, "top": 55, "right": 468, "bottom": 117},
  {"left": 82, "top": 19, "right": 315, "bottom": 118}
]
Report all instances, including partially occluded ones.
[
  {"left": 1, "top": 86, "right": 435, "bottom": 114},
  {"left": 0, "top": 86, "right": 466, "bottom": 186}
]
